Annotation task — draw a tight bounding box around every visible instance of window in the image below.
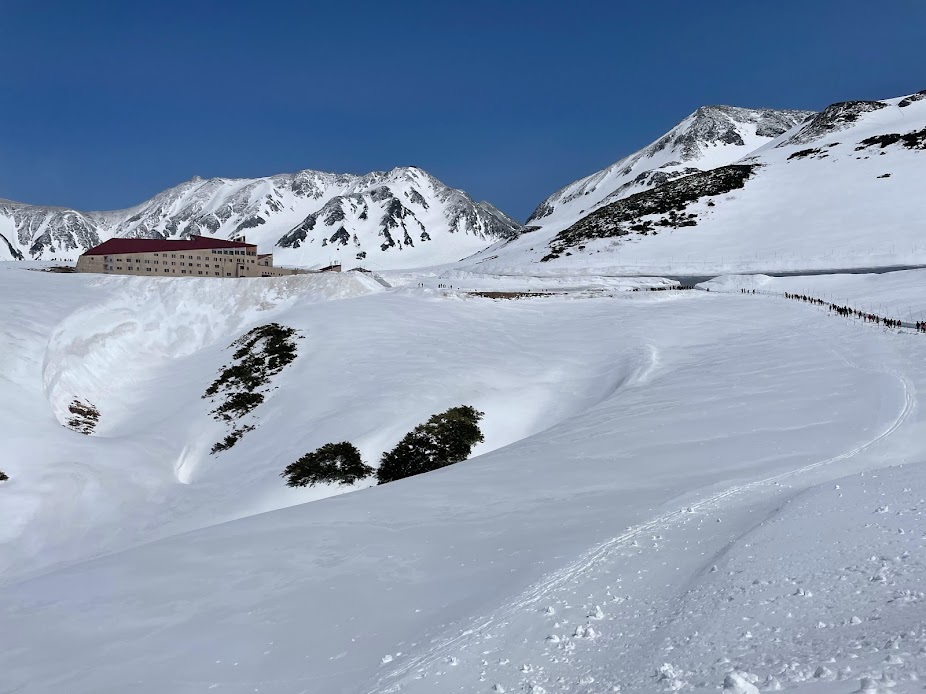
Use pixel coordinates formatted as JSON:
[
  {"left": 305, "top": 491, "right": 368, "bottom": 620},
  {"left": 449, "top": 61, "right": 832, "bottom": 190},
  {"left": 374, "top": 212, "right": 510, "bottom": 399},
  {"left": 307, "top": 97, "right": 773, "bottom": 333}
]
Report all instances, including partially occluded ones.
[
  {"left": 180, "top": 255, "right": 185, "bottom": 259},
  {"left": 172, "top": 254, "right": 176, "bottom": 258},
  {"left": 214, "top": 264, "right": 219, "bottom": 268},
  {"left": 155, "top": 260, "right": 159, "bottom": 264},
  {"left": 197, "top": 271, "right": 202, "bottom": 275},
  {"left": 164, "top": 269, "right": 169, "bottom": 273},
  {"left": 181, "top": 270, "right": 186, "bottom": 274},
  {"left": 116, "top": 266, "right": 122, "bottom": 270},
  {"left": 215, "top": 272, "right": 219, "bottom": 276},
  {"left": 146, "top": 268, "right": 152, "bottom": 272},
  {"left": 171, "top": 261, "right": 176, "bottom": 265},
  {"left": 196, "top": 263, "right": 201, "bottom": 267},
  {"left": 145, "top": 259, "right": 150, "bottom": 264},
  {"left": 154, "top": 253, "right": 159, "bottom": 257},
  {"left": 226, "top": 273, "right": 231, "bottom": 276}
]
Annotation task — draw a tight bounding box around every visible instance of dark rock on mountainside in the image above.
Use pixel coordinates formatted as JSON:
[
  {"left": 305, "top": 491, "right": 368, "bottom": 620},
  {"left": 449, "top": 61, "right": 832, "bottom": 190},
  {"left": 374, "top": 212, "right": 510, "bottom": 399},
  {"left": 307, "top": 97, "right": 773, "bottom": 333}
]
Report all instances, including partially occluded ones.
[
  {"left": 855, "top": 126, "right": 926, "bottom": 151},
  {"left": 782, "top": 101, "right": 889, "bottom": 146},
  {"left": 542, "top": 165, "right": 758, "bottom": 261}
]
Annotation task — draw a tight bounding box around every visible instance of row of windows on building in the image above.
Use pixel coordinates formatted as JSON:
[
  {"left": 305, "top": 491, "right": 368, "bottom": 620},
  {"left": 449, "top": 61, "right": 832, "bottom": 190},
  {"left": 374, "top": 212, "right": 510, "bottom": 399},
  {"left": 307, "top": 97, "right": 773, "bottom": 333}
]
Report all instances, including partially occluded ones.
[
  {"left": 104, "top": 253, "right": 255, "bottom": 263},
  {"left": 105, "top": 266, "right": 235, "bottom": 276},
  {"left": 105, "top": 261, "right": 228, "bottom": 269}
]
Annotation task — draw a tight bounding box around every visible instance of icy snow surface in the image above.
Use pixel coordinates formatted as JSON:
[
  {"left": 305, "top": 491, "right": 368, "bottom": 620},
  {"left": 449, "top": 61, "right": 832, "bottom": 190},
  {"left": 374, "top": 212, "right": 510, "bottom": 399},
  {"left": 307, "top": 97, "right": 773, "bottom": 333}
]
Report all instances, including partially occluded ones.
[{"left": 2, "top": 264, "right": 926, "bottom": 693}]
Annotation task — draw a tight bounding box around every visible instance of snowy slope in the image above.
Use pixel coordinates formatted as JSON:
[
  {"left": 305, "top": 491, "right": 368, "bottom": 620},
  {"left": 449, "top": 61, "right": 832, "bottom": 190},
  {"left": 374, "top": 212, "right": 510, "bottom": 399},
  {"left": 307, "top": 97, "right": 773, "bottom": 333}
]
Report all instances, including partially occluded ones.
[
  {"left": 464, "top": 90, "right": 926, "bottom": 275},
  {"left": 525, "top": 105, "right": 813, "bottom": 233},
  {"left": 3, "top": 264, "right": 926, "bottom": 693},
  {"left": 0, "top": 167, "right": 521, "bottom": 270}
]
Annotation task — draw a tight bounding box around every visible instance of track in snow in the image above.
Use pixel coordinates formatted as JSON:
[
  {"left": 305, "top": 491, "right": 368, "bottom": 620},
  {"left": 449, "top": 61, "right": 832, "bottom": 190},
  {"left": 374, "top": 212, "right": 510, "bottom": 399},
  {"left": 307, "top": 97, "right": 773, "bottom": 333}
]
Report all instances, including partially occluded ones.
[{"left": 371, "top": 361, "right": 915, "bottom": 693}]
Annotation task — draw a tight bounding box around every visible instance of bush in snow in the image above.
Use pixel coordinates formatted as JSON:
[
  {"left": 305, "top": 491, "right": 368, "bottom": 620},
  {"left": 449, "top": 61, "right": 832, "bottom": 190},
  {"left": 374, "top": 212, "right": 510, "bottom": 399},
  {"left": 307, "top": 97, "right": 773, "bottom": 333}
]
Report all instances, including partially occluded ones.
[
  {"left": 0, "top": 470, "right": 8, "bottom": 482},
  {"left": 282, "top": 442, "right": 373, "bottom": 488},
  {"left": 376, "top": 405, "right": 484, "bottom": 485},
  {"left": 204, "top": 323, "right": 301, "bottom": 453}
]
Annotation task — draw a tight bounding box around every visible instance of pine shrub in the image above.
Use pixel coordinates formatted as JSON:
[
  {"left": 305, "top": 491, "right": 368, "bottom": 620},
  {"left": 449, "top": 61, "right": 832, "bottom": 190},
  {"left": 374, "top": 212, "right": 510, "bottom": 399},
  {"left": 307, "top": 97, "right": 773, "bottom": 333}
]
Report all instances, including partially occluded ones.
[
  {"left": 282, "top": 442, "right": 373, "bottom": 488},
  {"left": 376, "top": 405, "right": 485, "bottom": 485},
  {"left": 0, "top": 470, "right": 8, "bottom": 482}
]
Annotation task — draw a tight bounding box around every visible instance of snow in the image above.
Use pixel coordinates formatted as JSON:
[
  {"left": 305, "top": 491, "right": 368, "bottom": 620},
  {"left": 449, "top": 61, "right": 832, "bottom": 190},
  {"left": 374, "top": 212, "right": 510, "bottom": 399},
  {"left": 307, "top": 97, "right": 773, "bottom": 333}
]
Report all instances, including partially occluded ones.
[
  {"left": 3, "top": 259, "right": 926, "bottom": 693},
  {"left": 699, "top": 270, "right": 926, "bottom": 323},
  {"left": 465, "top": 92, "right": 926, "bottom": 277},
  {"left": 4, "top": 89, "right": 926, "bottom": 694},
  {"left": 0, "top": 167, "right": 519, "bottom": 270}
]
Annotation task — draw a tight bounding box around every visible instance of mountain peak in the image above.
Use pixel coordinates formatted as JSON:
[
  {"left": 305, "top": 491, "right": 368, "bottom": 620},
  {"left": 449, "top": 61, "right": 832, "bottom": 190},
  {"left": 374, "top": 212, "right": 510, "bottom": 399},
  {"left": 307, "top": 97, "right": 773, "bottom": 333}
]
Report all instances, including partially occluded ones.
[
  {"left": 525, "top": 104, "right": 814, "bottom": 226},
  {"left": 0, "top": 167, "right": 521, "bottom": 268}
]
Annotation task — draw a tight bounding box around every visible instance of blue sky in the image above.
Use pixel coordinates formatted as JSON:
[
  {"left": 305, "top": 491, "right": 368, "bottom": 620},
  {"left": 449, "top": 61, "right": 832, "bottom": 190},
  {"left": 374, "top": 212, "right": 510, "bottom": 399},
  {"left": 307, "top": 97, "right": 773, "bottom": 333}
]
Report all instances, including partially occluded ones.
[{"left": 1, "top": 0, "right": 924, "bottom": 221}]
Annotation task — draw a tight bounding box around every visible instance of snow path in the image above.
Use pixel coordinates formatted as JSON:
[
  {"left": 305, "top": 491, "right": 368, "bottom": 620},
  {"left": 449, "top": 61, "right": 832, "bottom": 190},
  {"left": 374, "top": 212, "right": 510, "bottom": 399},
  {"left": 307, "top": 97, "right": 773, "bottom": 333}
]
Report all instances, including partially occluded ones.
[{"left": 372, "top": 350, "right": 915, "bottom": 692}]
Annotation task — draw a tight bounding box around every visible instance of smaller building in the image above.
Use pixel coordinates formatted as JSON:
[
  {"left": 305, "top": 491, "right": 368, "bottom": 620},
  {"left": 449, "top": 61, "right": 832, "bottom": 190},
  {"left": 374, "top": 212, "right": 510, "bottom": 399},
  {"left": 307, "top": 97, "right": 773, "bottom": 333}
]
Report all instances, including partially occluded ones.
[{"left": 75, "top": 235, "right": 302, "bottom": 278}]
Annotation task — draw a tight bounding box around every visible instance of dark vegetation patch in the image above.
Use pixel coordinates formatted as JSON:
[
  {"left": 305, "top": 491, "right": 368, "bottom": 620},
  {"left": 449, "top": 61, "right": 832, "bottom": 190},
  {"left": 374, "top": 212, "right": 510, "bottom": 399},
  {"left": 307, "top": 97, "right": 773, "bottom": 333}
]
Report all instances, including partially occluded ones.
[
  {"left": 855, "top": 126, "right": 926, "bottom": 152},
  {"left": 66, "top": 399, "right": 100, "bottom": 435},
  {"left": 210, "top": 425, "right": 256, "bottom": 454},
  {"left": 541, "top": 165, "right": 758, "bottom": 261},
  {"left": 280, "top": 405, "right": 485, "bottom": 489},
  {"left": 877, "top": 173, "right": 892, "bottom": 179},
  {"left": 376, "top": 406, "right": 484, "bottom": 484},
  {"left": 281, "top": 442, "right": 373, "bottom": 487},
  {"left": 0, "top": 470, "right": 8, "bottom": 482},
  {"left": 204, "top": 323, "right": 301, "bottom": 453},
  {"left": 788, "top": 148, "right": 827, "bottom": 160}
]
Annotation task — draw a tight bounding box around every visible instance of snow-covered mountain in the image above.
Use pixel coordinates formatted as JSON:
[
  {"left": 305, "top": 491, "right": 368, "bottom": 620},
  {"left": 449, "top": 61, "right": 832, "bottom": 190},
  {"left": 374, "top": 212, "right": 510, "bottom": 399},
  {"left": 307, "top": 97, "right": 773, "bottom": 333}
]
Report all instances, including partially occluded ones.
[
  {"left": 525, "top": 105, "right": 814, "bottom": 232},
  {"left": 465, "top": 90, "right": 926, "bottom": 275},
  {"left": 0, "top": 166, "right": 522, "bottom": 269}
]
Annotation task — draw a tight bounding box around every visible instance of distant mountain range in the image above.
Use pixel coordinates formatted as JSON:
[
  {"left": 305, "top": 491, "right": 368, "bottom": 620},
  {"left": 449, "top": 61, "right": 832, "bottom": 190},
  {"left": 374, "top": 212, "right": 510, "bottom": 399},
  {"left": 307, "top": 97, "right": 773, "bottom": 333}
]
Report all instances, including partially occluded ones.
[{"left": 0, "top": 167, "right": 521, "bottom": 270}]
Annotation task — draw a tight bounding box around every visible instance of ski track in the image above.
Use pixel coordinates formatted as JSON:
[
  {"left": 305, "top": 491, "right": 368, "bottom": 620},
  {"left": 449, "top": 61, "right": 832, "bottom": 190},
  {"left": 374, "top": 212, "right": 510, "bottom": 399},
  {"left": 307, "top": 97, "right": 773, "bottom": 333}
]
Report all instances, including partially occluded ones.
[{"left": 372, "top": 357, "right": 915, "bottom": 692}]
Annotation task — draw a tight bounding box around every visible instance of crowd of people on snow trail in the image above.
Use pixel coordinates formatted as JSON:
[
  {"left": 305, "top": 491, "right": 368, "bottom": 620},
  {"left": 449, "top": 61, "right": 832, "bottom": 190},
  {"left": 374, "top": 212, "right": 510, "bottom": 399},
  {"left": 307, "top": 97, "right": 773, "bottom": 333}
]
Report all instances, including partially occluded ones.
[
  {"left": 770, "top": 290, "right": 918, "bottom": 331},
  {"left": 632, "top": 285, "right": 692, "bottom": 292}
]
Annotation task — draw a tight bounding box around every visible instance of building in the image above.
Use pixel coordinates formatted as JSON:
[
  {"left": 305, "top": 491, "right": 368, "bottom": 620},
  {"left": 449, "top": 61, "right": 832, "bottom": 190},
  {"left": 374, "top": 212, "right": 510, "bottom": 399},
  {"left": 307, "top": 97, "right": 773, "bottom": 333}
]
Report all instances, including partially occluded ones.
[{"left": 75, "top": 235, "right": 303, "bottom": 278}]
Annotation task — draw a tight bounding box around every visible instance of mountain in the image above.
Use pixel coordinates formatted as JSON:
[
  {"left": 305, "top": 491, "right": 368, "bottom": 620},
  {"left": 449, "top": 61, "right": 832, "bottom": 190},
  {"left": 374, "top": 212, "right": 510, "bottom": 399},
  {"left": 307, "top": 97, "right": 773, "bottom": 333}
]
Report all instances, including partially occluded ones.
[
  {"left": 465, "top": 90, "right": 926, "bottom": 274},
  {"left": 0, "top": 167, "right": 522, "bottom": 269},
  {"left": 524, "top": 105, "right": 814, "bottom": 232}
]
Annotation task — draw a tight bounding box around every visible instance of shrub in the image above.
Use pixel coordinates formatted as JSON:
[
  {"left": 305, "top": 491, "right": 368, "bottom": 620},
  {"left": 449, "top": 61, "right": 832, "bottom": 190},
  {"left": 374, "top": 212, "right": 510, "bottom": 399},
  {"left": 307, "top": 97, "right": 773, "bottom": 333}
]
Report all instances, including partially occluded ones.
[
  {"left": 0, "top": 470, "right": 8, "bottom": 482},
  {"left": 282, "top": 442, "right": 373, "bottom": 488},
  {"left": 376, "top": 405, "right": 485, "bottom": 485},
  {"left": 210, "top": 425, "right": 255, "bottom": 454}
]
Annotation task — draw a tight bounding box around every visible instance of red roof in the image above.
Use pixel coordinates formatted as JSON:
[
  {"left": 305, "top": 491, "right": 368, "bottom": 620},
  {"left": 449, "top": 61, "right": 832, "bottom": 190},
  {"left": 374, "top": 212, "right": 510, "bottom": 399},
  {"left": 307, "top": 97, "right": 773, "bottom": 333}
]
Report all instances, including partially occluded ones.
[{"left": 82, "top": 235, "right": 256, "bottom": 256}]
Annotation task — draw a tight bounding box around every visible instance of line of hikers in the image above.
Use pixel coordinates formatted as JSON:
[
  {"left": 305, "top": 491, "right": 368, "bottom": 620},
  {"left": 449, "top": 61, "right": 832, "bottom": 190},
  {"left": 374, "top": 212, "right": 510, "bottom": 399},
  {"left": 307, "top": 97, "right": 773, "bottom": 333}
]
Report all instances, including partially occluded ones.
[
  {"left": 780, "top": 291, "right": 916, "bottom": 331},
  {"left": 632, "top": 285, "right": 693, "bottom": 292}
]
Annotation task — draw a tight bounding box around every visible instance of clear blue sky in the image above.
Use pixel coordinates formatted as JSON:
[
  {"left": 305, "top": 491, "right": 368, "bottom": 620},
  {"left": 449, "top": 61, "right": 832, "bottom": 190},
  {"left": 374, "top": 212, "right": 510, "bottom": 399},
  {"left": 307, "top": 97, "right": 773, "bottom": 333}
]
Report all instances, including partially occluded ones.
[{"left": 1, "top": 0, "right": 924, "bottom": 221}]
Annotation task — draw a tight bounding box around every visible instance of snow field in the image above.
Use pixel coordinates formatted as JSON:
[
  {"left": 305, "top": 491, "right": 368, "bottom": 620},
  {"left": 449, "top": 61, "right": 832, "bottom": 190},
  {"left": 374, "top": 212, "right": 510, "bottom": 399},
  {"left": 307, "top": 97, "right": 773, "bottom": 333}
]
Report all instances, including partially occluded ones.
[
  {"left": 699, "top": 270, "right": 926, "bottom": 324},
  {"left": 3, "top": 265, "right": 926, "bottom": 693}
]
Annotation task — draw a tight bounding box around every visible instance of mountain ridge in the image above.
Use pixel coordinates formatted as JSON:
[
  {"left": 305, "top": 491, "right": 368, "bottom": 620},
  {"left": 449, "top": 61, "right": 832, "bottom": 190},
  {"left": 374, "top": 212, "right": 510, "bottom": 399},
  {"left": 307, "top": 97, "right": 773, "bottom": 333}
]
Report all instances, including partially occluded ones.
[{"left": 0, "top": 166, "right": 522, "bottom": 269}]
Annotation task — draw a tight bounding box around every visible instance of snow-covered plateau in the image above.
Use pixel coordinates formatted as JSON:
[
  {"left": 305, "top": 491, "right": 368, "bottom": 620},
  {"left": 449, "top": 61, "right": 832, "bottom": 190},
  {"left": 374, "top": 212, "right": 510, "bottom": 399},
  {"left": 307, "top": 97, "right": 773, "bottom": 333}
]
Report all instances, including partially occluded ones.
[{"left": 4, "top": 260, "right": 926, "bottom": 694}]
